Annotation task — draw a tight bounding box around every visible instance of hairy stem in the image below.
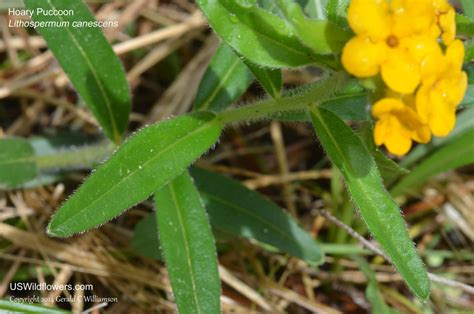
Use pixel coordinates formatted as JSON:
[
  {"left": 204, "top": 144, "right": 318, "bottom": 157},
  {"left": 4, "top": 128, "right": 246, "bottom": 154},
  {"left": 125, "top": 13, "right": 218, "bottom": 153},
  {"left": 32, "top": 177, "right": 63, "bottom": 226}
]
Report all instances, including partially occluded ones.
[
  {"left": 34, "top": 74, "right": 348, "bottom": 172},
  {"left": 218, "top": 73, "right": 347, "bottom": 124}
]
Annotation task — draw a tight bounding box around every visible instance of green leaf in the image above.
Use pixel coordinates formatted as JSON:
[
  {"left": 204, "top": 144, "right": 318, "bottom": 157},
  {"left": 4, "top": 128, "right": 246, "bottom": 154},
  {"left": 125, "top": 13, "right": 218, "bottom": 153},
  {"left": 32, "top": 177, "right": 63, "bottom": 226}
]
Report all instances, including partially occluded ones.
[
  {"left": 194, "top": 43, "right": 253, "bottom": 112},
  {"left": 276, "top": 0, "right": 350, "bottom": 55},
  {"left": 309, "top": 106, "right": 430, "bottom": 299},
  {"left": 321, "top": 93, "right": 369, "bottom": 121},
  {"left": 132, "top": 213, "right": 162, "bottom": 260},
  {"left": 326, "top": 0, "right": 350, "bottom": 28},
  {"left": 24, "top": 0, "right": 130, "bottom": 144},
  {"left": 244, "top": 61, "right": 282, "bottom": 98},
  {"left": 190, "top": 167, "right": 324, "bottom": 265},
  {"left": 0, "top": 299, "right": 69, "bottom": 313},
  {"left": 47, "top": 112, "right": 222, "bottom": 237},
  {"left": 197, "top": 0, "right": 318, "bottom": 68},
  {"left": 392, "top": 129, "right": 474, "bottom": 197},
  {"left": 156, "top": 172, "right": 220, "bottom": 314},
  {"left": 0, "top": 138, "right": 38, "bottom": 188},
  {"left": 456, "top": 13, "right": 474, "bottom": 37},
  {"left": 461, "top": 0, "right": 474, "bottom": 20}
]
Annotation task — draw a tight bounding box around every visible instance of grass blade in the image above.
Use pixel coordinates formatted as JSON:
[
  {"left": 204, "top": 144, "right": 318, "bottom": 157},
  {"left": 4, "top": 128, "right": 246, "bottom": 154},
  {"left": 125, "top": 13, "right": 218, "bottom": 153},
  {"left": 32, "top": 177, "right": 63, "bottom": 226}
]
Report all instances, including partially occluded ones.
[
  {"left": 47, "top": 112, "right": 222, "bottom": 237},
  {"left": 24, "top": 0, "right": 131, "bottom": 143},
  {"left": 156, "top": 172, "right": 221, "bottom": 314},
  {"left": 309, "top": 105, "right": 430, "bottom": 299},
  {"left": 190, "top": 167, "right": 324, "bottom": 266}
]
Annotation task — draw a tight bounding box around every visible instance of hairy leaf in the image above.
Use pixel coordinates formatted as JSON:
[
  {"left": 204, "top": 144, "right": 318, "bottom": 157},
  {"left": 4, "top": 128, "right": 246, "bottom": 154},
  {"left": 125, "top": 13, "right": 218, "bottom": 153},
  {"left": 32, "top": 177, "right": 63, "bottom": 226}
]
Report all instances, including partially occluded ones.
[
  {"left": 197, "top": 0, "right": 318, "bottom": 67},
  {"left": 24, "top": 0, "right": 130, "bottom": 143},
  {"left": 156, "top": 172, "right": 220, "bottom": 314},
  {"left": 48, "top": 112, "right": 222, "bottom": 237},
  {"left": 310, "top": 106, "right": 430, "bottom": 299},
  {"left": 191, "top": 167, "right": 324, "bottom": 265}
]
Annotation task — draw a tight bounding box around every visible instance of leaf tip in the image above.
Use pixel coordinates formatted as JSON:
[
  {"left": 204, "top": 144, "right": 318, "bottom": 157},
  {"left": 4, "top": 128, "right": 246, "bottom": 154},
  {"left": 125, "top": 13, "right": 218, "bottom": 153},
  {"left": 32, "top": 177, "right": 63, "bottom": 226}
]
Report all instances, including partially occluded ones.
[{"left": 46, "top": 220, "right": 68, "bottom": 238}]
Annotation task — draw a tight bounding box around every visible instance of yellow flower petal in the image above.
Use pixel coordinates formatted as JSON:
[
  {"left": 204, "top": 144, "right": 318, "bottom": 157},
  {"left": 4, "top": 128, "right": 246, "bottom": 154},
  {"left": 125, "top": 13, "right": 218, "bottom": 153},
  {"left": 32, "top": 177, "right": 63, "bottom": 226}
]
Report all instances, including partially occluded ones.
[
  {"left": 429, "top": 96, "right": 456, "bottom": 137},
  {"left": 381, "top": 48, "right": 421, "bottom": 94},
  {"left": 415, "top": 85, "right": 430, "bottom": 124},
  {"left": 401, "top": 35, "right": 442, "bottom": 63},
  {"left": 419, "top": 48, "right": 445, "bottom": 82},
  {"left": 373, "top": 117, "right": 390, "bottom": 146},
  {"left": 439, "top": 7, "right": 456, "bottom": 45},
  {"left": 372, "top": 97, "right": 405, "bottom": 118},
  {"left": 446, "top": 39, "right": 465, "bottom": 71},
  {"left": 403, "top": 109, "right": 432, "bottom": 143},
  {"left": 342, "top": 36, "right": 386, "bottom": 77},
  {"left": 384, "top": 127, "right": 413, "bottom": 156},
  {"left": 373, "top": 97, "right": 431, "bottom": 155},
  {"left": 347, "top": 0, "right": 391, "bottom": 40},
  {"left": 391, "top": 0, "right": 437, "bottom": 38},
  {"left": 439, "top": 71, "right": 468, "bottom": 107}
]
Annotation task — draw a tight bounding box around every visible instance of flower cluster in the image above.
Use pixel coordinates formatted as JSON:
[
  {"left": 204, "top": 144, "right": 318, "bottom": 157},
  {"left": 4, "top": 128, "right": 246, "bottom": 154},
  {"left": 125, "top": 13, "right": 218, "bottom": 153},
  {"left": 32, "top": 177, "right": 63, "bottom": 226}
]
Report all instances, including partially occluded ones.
[{"left": 342, "top": 0, "right": 468, "bottom": 155}]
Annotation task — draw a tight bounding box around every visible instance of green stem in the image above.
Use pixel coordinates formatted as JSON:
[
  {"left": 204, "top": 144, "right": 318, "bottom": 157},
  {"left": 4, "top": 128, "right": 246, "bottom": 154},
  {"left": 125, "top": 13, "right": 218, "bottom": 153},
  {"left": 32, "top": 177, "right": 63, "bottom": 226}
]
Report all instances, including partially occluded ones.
[
  {"left": 218, "top": 73, "right": 347, "bottom": 124},
  {"left": 33, "top": 74, "right": 348, "bottom": 172},
  {"left": 36, "top": 142, "right": 115, "bottom": 171}
]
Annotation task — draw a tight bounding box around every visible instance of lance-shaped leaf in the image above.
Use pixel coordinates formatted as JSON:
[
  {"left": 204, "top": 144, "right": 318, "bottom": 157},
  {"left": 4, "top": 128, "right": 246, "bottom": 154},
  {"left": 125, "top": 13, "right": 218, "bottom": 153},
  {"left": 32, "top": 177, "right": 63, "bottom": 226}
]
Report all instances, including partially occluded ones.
[
  {"left": 309, "top": 106, "right": 430, "bottom": 299},
  {"left": 0, "top": 138, "right": 38, "bottom": 188},
  {"left": 24, "top": 0, "right": 130, "bottom": 143},
  {"left": 47, "top": 112, "right": 222, "bottom": 237},
  {"left": 197, "top": 0, "right": 318, "bottom": 68},
  {"left": 392, "top": 129, "right": 474, "bottom": 197},
  {"left": 190, "top": 167, "right": 324, "bottom": 266},
  {"left": 156, "top": 172, "right": 221, "bottom": 314},
  {"left": 244, "top": 61, "right": 282, "bottom": 98},
  {"left": 194, "top": 43, "right": 253, "bottom": 112}
]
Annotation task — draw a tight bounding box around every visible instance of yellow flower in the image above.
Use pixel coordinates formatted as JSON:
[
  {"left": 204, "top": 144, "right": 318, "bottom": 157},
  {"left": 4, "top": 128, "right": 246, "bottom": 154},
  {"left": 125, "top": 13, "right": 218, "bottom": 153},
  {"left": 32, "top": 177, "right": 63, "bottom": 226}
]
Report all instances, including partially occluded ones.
[
  {"left": 342, "top": 0, "right": 444, "bottom": 94},
  {"left": 373, "top": 98, "right": 431, "bottom": 156},
  {"left": 416, "top": 40, "right": 468, "bottom": 137}
]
